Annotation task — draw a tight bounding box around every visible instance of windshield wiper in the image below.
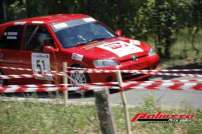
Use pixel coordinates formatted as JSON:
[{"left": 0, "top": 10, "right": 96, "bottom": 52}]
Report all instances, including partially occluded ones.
[
  {"left": 75, "top": 37, "right": 109, "bottom": 46},
  {"left": 76, "top": 42, "right": 88, "bottom": 46},
  {"left": 76, "top": 41, "right": 88, "bottom": 46},
  {"left": 88, "top": 37, "right": 107, "bottom": 43}
]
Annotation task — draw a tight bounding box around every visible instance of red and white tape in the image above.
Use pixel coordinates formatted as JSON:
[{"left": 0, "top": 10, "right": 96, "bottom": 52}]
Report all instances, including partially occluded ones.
[
  {"left": 66, "top": 67, "right": 202, "bottom": 78},
  {"left": 1, "top": 65, "right": 202, "bottom": 73},
  {"left": 0, "top": 66, "right": 32, "bottom": 71},
  {"left": 0, "top": 84, "right": 64, "bottom": 93},
  {"left": 120, "top": 80, "right": 202, "bottom": 91},
  {"left": 1, "top": 80, "right": 202, "bottom": 93},
  {"left": 67, "top": 66, "right": 202, "bottom": 73},
  {"left": 0, "top": 72, "right": 202, "bottom": 80},
  {"left": 0, "top": 84, "right": 107, "bottom": 93},
  {"left": 0, "top": 73, "right": 54, "bottom": 79},
  {"left": 1, "top": 65, "right": 202, "bottom": 80},
  {"left": 1, "top": 72, "right": 202, "bottom": 80},
  {"left": 0, "top": 66, "right": 58, "bottom": 73},
  {"left": 108, "top": 79, "right": 202, "bottom": 86}
]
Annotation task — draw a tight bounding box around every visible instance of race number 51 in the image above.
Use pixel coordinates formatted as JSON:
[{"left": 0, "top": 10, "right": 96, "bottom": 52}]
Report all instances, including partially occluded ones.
[{"left": 32, "top": 53, "right": 52, "bottom": 80}]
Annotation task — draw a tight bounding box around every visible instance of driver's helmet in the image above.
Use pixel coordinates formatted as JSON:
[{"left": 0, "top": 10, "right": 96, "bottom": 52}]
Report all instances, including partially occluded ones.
[{"left": 37, "top": 33, "right": 51, "bottom": 44}]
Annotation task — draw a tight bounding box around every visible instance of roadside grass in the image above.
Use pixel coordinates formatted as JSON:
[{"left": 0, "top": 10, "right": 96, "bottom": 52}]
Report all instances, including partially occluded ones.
[
  {"left": 0, "top": 101, "right": 101, "bottom": 134},
  {"left": 0, "top": 96, "right": 202, "bottom": 134}
]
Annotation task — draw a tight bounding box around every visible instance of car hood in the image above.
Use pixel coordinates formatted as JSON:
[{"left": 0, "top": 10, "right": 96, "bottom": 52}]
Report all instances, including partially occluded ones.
[{"left": 63, "top": 37, "right": 150, "bottom": 62}]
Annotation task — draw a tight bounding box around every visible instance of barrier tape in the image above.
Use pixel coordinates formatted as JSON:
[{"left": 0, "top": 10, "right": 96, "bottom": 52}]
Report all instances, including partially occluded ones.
[
  {"left": 67, "top": 66, "right": 202, "bottom": 73},
  {"left": 1, "top": 80, "right": 202, "bottom": 93},
  {"left": 0, "top": 72, "right": 202, "bottom": 80},
  {"left": 89, "top": 79, "right": 202, "bottom": 87},
  {"left": 0, "top": 84, "right": 108, "bottom": 93},
  {"left": 1, "top": 65, "right": 202, "bottom": 80},
  {"left": 65, "top": 68, "right": 202, "bottom": 78},
  {"left": 0, "top": 84, "right": 65, "bottom": 93},
  {"left": 120, "top": 81, "right": 202, "bottom": 91},
  {"left": 65, "top": 69, "right": 202, "bottom": 75},
  {"left": 0, "top": 66, "right": 32, "bottom": 71},
  {"left": 1, "top": 72, "right": 202, "bottom": 80},
  {"left": 1, "top": 65, "right": 202, "bottom": 73},
  {"left": 0, "top": 73, "right": 53, "bottom": 79},
  {"left": 0, "top": 66, "right": 58, "bottom": 73}
]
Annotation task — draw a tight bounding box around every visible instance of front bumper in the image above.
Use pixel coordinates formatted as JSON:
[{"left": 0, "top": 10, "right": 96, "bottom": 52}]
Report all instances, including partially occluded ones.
[{"left": 89, "top": 54, "right": 160, "bottom": 82}]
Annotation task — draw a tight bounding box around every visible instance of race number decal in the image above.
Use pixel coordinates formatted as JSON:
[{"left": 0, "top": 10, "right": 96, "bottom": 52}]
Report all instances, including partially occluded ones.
[
  {"left": 97, "top": 40, "right": 143, "bottom": 57},
  {"left": 32, "top": 53, "right": 52, "bottom": 80}
]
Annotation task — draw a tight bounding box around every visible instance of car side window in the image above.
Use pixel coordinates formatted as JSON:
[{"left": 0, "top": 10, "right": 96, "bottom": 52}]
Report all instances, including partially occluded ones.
[
  {"left": 0, "top": 25, "right": 23, "bottom": 49},
  {"left": 24, "top": 25, "right": 54, "bottom": 52}
]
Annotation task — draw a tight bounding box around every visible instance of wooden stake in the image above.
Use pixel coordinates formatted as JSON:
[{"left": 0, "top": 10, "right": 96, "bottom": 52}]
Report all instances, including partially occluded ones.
[
  {"left": 95, "top": 88, "right": 117, "bottom": 134},
  {"left": 116, "top": 70, "right": 132, "bottom": 134},
  {"left": 63, "top": 62, "right": 68, "bottom": 105}
]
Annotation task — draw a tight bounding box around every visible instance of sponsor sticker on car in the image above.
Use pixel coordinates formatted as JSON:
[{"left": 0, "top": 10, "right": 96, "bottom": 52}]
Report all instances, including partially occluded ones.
[
  {"left": 31, "top": 53, "right": 52, "bottom": 80},
  {"left": 97, "top": 40, "right": 143, "bottom": 57},
  {"left": 72, "top": 53, "right": 84, "bottom": 61}
]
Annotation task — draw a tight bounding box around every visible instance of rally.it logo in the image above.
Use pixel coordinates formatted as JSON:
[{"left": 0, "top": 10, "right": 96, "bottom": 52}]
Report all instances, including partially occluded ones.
[{"left": 131, "top": 112, "right": 194, "bottom": 123}]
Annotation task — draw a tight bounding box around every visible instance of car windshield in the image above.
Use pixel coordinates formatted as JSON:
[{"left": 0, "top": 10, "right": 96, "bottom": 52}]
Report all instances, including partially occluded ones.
[{"left": 52, "top": 18, "right": 115, "bottom": 48}]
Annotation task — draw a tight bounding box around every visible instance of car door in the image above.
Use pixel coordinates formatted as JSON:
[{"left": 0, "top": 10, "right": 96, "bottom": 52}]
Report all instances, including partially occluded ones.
[
  {"left": 0, "top": 25, "right": 28, "bottom": 84},
  {"left": 19, "top": 24, "right": 58, "bottom": 84}
]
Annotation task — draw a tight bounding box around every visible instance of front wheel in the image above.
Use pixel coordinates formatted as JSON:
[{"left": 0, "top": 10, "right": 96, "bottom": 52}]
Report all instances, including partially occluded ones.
[
  {"left": 69, "top": 66, "right": 91, "bottom": 96},
  {"left": 69, "top": 70, "right": 89, "bottom": 85}
]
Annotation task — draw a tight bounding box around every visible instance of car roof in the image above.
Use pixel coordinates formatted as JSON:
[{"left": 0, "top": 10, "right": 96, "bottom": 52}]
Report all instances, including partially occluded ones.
[{"left": 0, "top": 14, "right": 90, "bottom": 27}]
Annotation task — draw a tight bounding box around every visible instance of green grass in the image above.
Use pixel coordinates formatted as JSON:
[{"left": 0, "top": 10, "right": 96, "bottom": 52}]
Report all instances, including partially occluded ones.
[
  {"left": 0, "top": 102, "right": 100, "bottom": 134},
  {"left": 0, "top": 97, "right": 202, "bottom": 134}
]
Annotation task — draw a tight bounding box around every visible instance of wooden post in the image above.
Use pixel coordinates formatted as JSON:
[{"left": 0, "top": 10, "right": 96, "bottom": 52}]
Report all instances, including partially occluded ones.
[
  {"left": 116, "top": 70, "right": 132, "bottom": 134},
  {"left": 95, "top": 88, "right": 117, "bottom": 134},
  {"left": 63, "top": 62, "right": 68, "bottom": 105}
]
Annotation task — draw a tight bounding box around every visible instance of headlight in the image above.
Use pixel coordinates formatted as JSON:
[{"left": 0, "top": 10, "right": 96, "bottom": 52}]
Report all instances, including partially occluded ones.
[
  {"left": 148, "top": 48, "right": 156, "bottom": 56},
  {"left": 93, "top": 59, "right": 119, "bottom": 67}
]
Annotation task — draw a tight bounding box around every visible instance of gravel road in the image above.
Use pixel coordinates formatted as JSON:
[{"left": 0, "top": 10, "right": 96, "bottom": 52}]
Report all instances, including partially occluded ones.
[{"left": 70, "top": 76, "right": 202, "bottom": 109}]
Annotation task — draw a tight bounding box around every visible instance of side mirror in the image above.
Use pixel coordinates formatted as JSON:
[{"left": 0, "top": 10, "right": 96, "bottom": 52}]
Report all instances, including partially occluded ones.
[
  {"left": 43, "top": 45, "right": 58, "bottom": 53},
  {"left": 115, "top": 29, "right": 123, "bottom": 37}
]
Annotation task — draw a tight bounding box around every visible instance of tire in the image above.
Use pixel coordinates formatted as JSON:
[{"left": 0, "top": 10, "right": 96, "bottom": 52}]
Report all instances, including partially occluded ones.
[
  {"left": 69, "top": 70, "right": 89, "bottom": 85},
  {"left": 69, "top": 65, "right": 91, "bottom": 96}
]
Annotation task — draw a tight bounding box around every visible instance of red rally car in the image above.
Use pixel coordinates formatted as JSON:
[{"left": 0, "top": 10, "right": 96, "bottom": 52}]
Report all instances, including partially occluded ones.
[{"left": 0, "top": 14, "right": 159, "bottom": 85}]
